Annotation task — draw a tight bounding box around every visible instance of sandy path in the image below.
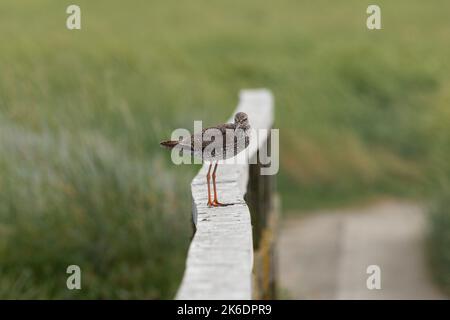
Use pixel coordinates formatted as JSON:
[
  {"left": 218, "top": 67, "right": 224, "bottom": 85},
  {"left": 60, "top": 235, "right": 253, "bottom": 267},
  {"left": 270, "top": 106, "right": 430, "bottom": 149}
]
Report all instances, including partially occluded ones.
[{"left": 277, "top": 200, "right": 447, "bottom": 299}]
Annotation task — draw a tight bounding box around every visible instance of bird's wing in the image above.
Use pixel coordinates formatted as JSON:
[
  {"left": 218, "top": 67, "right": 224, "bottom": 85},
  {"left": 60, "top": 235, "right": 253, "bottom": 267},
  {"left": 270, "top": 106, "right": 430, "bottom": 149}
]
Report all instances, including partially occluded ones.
[{"left": 178, "top": 123, "right": 236, "bottom": 151}]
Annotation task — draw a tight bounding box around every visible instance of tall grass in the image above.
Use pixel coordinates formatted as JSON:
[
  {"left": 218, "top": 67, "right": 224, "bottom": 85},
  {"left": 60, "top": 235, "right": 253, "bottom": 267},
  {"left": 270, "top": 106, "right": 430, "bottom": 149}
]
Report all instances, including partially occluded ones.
[
  {"left": 0, "top": 120, "right": 192, "bottom": 298},
  {"left": 428, "top": 192, "right": 450, "bottom": 296}
]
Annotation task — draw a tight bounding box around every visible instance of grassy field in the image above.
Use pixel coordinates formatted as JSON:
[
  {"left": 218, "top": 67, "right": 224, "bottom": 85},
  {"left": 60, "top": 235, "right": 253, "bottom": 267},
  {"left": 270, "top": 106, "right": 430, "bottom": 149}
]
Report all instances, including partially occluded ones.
[{"left": 0, "top": 0, "right": 449, "bottom": 298}]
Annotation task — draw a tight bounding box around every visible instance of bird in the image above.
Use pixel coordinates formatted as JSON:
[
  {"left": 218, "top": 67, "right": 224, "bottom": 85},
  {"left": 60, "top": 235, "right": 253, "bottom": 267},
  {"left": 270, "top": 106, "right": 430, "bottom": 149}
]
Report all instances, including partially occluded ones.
[{"left": 160, "top": 112, "right": 251, "bottom": 207}]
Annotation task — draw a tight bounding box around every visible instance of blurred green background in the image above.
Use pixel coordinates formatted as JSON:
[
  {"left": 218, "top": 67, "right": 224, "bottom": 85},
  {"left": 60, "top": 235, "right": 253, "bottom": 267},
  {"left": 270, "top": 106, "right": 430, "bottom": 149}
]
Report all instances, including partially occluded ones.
[{"left": 0, "top": 0, "right": 448, "bottom": 298}]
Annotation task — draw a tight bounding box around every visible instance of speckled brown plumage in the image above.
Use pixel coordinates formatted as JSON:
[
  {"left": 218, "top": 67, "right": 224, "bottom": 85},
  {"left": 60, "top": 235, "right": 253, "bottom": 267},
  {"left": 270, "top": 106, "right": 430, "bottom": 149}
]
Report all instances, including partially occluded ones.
[{"left": 161, "top": 112, "right": 251, "bottom": 207}]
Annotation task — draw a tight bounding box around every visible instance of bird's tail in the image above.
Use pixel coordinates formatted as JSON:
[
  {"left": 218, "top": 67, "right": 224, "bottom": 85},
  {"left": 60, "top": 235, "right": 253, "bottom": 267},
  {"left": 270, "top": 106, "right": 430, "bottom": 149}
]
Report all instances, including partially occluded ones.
[{"left": 160, "top": 140, "right": 179, "bottom": 149}]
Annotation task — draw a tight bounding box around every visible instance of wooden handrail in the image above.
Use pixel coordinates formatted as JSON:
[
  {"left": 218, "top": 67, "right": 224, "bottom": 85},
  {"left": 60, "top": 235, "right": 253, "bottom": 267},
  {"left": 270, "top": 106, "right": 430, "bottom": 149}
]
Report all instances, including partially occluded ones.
[{"left": 176, "top": 89, "right": 278, "bottom": 300}]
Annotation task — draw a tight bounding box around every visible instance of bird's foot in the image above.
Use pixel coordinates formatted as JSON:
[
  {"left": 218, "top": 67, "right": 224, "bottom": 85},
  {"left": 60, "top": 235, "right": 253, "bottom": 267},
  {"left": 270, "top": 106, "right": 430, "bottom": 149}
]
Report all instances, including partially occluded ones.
[{"left": 212, "top": 200, "right": 232, "bottom": 207}]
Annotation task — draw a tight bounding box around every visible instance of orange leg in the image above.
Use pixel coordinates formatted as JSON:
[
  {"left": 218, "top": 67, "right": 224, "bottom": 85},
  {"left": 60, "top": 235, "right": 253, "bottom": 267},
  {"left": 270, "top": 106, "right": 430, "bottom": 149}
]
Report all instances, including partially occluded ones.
[
  {"left": 206, "top": 163, "right": 213, "bottom": 207},
  {"left": 212, "top": 163, "right": 230, "bottom": 207}
]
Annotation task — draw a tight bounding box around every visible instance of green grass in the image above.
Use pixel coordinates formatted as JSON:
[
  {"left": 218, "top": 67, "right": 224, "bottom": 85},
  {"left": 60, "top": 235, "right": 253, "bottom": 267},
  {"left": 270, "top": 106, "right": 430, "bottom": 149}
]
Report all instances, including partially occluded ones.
[{"left": 0, "top": 0, "right": 449, "bottom": 298}]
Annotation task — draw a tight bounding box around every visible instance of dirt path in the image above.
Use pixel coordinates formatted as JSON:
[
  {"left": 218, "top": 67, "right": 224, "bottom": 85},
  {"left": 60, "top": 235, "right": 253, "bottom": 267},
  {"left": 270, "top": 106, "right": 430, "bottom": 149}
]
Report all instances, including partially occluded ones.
[{"left": 278, "top": 200, "right": 447, "bottom": 299}]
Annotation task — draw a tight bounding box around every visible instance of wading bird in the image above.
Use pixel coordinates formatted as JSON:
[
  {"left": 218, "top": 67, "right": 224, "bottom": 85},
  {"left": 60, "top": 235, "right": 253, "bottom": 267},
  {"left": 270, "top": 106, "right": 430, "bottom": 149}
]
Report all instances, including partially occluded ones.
[{"left": 160, "top": 112, "right": 250, "bottom": 207}]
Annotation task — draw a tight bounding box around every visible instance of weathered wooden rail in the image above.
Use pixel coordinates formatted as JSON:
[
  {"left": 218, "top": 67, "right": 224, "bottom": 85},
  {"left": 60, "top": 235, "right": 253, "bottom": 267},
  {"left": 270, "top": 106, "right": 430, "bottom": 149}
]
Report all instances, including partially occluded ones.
[{"left": 176, "top": 89, "right": 279, "bottom": 300}]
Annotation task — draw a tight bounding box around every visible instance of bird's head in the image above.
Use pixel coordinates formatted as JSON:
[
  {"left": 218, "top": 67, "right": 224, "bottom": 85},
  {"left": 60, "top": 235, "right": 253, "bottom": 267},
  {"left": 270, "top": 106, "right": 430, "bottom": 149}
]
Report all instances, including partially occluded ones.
[{"left": 234, "top": 112, "right": 250, "bottom": 130}]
